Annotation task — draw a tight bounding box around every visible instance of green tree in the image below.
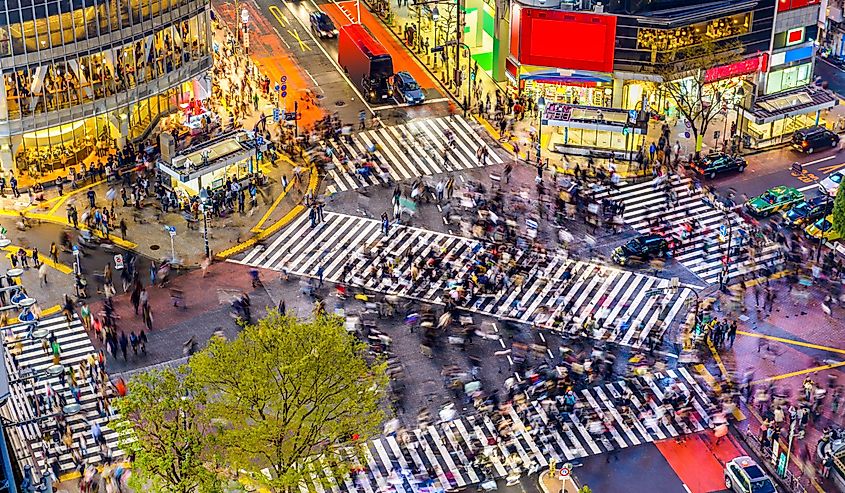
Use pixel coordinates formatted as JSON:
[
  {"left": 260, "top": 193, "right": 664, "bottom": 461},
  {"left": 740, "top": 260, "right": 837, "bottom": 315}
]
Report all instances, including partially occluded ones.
[
  {"left": 833, "top": 184, "right": 845, "bottom": 237},
  {"left": 189, "top": 311, "right": 389, "bottom": 492},
  {"left": 655, "top": 40, "right": 744, "bottom": 157},
  {"left": 113, "top": 366, "right": 221, "bottom": 493}
]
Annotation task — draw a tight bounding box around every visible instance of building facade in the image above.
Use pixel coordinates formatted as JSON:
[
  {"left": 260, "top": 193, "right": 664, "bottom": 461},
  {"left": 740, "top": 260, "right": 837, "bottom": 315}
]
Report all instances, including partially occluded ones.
[
  {"left": 499, "top": 0, "right": 835, "bottom": 154},
  {"left": 0, "top": 0, "right": 212, "bottom": 178}
]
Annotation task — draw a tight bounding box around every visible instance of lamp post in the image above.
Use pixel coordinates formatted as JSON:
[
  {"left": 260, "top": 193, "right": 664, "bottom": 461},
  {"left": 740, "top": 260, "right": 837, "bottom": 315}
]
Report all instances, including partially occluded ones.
[
  {"left": 537, "top": 96, "right": 546, "bottom": 166},
  {"left": 198, "top": 188, "right": 211, "bottom": 259},
  {"left": 815, "top": 193, "right": 833, "bottom": 262},
  {"left": 431, "top": 7, "right": 439, "bottom": 68},
  {"left": 736, "top": 86, "right": 746, "bottom": 152}
]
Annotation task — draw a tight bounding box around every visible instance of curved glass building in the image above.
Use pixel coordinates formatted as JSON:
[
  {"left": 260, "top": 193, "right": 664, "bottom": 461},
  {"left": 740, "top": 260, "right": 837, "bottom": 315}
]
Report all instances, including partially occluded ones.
[{"left": 0, "top": 0, "right": 211, "bottom": 177}]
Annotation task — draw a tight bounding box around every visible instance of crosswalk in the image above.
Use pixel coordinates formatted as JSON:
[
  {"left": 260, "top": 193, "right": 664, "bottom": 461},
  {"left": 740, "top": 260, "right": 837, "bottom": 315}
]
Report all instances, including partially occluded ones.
[
  {"left": 0, "top": 315, "right": 124, "bottom": 474},
  {"left": 325, "top": 116, "right": 503, "bottom": 194},
  {"left": 238, "top": 212, "right": 691, "bottom": 347},
  {"left": 295, "top": 368, "right": 713, "bottom": 492},
  {"left": 597, "top": 178, "right": 784, "bottom": 285}
]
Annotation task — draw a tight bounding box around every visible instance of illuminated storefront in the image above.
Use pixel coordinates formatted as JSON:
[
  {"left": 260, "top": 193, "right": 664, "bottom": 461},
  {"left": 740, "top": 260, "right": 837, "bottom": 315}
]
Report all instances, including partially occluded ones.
[
  {"left": 543, "top": 103, "right": 647, "bottom": 158},
  {"left": 0, "top": 0, "right": 212, "bottom": 178}
]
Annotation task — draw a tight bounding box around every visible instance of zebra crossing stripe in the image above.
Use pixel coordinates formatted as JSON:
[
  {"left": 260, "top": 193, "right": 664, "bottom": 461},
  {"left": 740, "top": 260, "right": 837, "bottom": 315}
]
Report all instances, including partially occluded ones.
[
  {"left": 238, "top": 213, "right": 690, "bottom": 347},
  {"left": 598, "top": 179, "right": 784, "bottom": 285},
  {"left": 325, "top": 116, "right": 501, "bottom": 194},
  {"left": 1, "top": 315, "right": 124, "bottom": 474}
]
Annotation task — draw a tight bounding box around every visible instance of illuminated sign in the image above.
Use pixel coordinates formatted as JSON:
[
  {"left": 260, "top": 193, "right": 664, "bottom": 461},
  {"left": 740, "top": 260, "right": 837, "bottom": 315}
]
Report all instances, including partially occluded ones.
[
  {"left": 510, "top": 8, "right": 617, "bottom": 73},
  {"left": 705, "top": 53, "right": 769, "bottom": 83},
  {"left": 777, "top": 0, "right": 821, "bottom": 12},
  {"left": 786, "top": 27, "right": 805, "bottom": 46}
]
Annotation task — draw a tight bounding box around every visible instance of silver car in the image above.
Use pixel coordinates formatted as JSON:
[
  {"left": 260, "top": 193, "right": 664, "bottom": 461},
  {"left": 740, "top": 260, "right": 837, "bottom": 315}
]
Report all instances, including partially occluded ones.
[{"left": 724, "top": 456, "right": 777, "bottom": 493}]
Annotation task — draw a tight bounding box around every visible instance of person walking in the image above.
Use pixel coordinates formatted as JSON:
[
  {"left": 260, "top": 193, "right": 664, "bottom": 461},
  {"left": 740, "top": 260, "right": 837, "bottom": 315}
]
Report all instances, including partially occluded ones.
[
  {"left": 142, "top": 303, "right": 153, "bottom": 331},
  {"left": 381, "top": 212, "right": 390, "bottom": 235},
  {"left": 38, "top": 262, "right": 48, "bottom": 287},
  {"left": 119, "top": 218, "right": 127, "bottom": 241},
  {"left": 118, "top": 331, "right": 128, "bottom": 361},
  {"left": 49, "top": 242, "right": 58, "bottom": 264},
  {"left": 31, "top": 248, "right": 40, "bottom": 268},
  {"left": 727, "top": 320, "right": 737, "bottom": 348}
]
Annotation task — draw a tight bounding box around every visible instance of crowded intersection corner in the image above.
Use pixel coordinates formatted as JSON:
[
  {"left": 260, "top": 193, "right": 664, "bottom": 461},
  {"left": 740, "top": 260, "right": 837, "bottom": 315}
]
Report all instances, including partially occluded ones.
[{"left": 2, "top": 0, "right": 845, "bottom": 490}]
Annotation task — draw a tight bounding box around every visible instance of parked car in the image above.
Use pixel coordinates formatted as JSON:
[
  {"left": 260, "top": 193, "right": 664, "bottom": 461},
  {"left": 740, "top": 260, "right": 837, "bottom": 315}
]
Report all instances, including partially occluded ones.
[
  {"left": 805, "top": 214, "right": 842, "bottom": 242},
  {"left": 781, "top": 196, "right": 833, "bottom": 228},
  {"left": 393, "top": 71, "right": 425, "bottom": 105},
  {"left": 310, "top": 11, "right": 338, "bottom": 38},
  {"left": 724, "top": 456, "right": 776, "bottom": 493},
  {"left": 791, "top": 125, "right": 839, "bottom": 154},
  {"left": 612, "top": 234, "right": 670, "bottom": 266},
  {"left": 819, "top": 170, "right": 843, "bottom": 197},
  {"left": 745, "top": 186, "right": 804, "bottom": 216},
  {"left": 690, "top": 153, "right": 747, "bottom": 179}
]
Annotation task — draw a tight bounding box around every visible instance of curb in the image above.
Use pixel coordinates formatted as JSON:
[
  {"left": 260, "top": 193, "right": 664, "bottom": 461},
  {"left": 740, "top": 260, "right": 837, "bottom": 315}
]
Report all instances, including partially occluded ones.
[
  {"left": 0, "top": 210, "right": 138, "bottom": 250},
  {"left": 215, "top": 167, "right": 319, "bottom": 260}
]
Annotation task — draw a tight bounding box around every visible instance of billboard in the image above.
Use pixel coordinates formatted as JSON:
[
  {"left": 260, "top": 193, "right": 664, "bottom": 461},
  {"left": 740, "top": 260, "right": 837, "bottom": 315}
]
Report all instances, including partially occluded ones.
[
  {"left": 510, "top": 7, "right": 617, "bottom": 73},
  {"left": 777, "top": 0, "right": 821, "bottom": 12}
]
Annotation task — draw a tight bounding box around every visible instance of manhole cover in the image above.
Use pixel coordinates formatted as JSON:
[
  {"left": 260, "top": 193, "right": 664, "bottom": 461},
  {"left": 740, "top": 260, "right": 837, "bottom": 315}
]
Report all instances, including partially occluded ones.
[
  {"left": 335, "top": 100, "right": 346, "bottom": 107},
  {"left": 316, "top": 94, "right": 325, "bottom": 99},
  {"left": 150, "top": 245, "right": 160, "bottom": 251}
]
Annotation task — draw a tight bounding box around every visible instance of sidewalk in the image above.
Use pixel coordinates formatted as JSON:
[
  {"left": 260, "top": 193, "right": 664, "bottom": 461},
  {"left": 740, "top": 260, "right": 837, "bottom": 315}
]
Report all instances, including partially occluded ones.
[{"left": 0, "top": 11, "right": 323, "bottom": 267}]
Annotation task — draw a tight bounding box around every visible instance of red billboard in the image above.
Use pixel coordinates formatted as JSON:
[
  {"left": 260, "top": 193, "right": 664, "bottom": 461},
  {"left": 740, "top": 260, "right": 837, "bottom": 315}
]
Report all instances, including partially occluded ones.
[
  {"left": 704, "top": 53, "right": 769, "bottom": 83},
  {"left": 510, "top": 6, "right": 616, "bottom": 73},
  {"left": 777, "top": 0, "right": 820, "bottom": 12}
]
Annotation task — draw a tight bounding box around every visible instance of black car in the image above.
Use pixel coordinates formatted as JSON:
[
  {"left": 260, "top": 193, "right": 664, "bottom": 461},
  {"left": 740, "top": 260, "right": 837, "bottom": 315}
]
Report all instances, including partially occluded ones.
[
  {"left": 781, "top": 195, "right": 833, "bottom": 227},
  {"left": 309, "top": 11, "right": 337, "bottom": 38},
  {"left": 612, "top": 234, "right": 670, "bottom": 266},
  {"left": 690, "top": 153, "right": 747, "bottom": 179},
  {"left": 792, "top": 125, "right": 839, "bottom": 154}
]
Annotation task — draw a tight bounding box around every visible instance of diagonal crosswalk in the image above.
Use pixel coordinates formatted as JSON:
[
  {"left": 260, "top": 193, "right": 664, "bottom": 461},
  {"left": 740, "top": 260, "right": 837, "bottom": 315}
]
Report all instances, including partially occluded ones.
[
  {"left": 596, "top": 178, "right": 785, "bottom": 285},
  {"left": 238, "top": 212, "right": 691, "bottom": 347},
  {"left": 294, "top": 369, "right": 713, "bottom": 492},
  {"left": 325, "top": 116, "right": 503, "bottom": 194},
  {"left": 0, "top": 315, "right": 124, "bottom": 474}
]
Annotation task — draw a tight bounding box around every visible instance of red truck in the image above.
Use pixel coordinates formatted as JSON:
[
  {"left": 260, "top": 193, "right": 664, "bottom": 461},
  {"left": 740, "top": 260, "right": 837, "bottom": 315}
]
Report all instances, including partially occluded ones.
[{"left": 338, "top": 23, "right": 394, "bottom": 102}]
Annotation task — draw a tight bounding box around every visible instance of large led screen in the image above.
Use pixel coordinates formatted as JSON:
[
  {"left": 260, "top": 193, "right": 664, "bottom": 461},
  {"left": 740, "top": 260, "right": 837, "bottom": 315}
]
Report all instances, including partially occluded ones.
[{"left": 511, "top": 7, "right": 617, "bottom": 73}]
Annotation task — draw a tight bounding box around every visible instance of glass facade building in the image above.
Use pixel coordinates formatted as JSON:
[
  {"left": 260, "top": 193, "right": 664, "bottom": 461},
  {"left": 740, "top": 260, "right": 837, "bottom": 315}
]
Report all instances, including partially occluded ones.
[{"left": 0, "top": 0, "right": 212, "bottom": 178}]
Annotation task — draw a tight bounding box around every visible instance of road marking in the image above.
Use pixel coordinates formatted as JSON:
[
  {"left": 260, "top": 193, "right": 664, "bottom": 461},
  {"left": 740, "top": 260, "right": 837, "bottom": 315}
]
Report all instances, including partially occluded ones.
[
  {"left": 286, "top": 0, "right": 376, "bottom": 114},
  {"left": 751, "top": 360, "right": 845, "bottom": 385},
  {"left": 737, "top": 330, "right": 845, "bottom": 355},
  {"left": 797, "top": 183, "right": 818, "bottom": 192},
  {"left": 804, "top": 155, "right": 836, "bottom": 166},
  {"left": 683, "top": 485, "right": 692, "bottom": 493},
  {"left": 694, "top": 364, "right": 746, "bottom": 421},
  {"left": 286, "top": 27, "right": 312, "bottom": 52},
  {"left": 819, "top": 162, "right": 845, "bottom": 174}
]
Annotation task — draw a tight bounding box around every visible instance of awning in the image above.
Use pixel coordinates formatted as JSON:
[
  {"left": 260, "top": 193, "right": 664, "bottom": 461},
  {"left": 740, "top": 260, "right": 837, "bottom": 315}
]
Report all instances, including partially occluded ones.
[{"left": 749, "top": 85, "right": 838, "bottom": 124}]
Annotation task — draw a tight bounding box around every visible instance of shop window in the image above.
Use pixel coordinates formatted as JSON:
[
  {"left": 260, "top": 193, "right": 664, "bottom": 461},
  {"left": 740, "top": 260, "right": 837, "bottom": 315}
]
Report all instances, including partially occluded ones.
[
  {"left": 637, "top": 12, "right": 751, "bottom": 52},
  {"left": 766, "top": 63, "right": 812, "bottom": 95}
]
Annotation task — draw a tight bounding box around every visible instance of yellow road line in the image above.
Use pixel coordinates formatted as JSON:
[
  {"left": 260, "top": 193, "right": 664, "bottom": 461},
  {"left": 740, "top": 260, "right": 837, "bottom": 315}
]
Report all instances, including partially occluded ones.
[
  {"left": 251, "top": 179, "right": 296, "bottom": 233},
  {"left": 694, "top": 363, "right": 746, "bottom": 421},
  {"left": 737, "top": 330, "right": 845, "bottom": 355},
  {"left": 2, "top": 246, "right": 73, "bottom": 274},
  {"left": 217, "top": 167, "right": 318, "bottom": 259},
  {"left": 739, "top": 269, "right": 791, "bottom": 288},
  {"left": 0, "top": 210, "right": 138, "bottom": 249},
  {"left": 707, "top": 338, "right": 732, "bottom": 385},
  {"left": 8, "top": 304, "right": 61, "bottom": 324},
  {"left": 751, "top": 360, "right": 845, "bottom": 385}
]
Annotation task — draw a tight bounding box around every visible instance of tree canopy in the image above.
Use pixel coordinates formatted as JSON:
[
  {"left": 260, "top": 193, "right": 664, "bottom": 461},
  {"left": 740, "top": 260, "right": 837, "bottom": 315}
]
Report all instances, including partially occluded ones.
[
  {"left": 188, "top": 311, "right": 389, "bottom": 492},
  {"left": 833, "top": 184, "right": 845, "bottom": 238},
  {"left": 113, "top": 366, "right": 221, "bottom": 493},
  {"left": 655, "top": 40, "right": 744, "bottom": 155}
]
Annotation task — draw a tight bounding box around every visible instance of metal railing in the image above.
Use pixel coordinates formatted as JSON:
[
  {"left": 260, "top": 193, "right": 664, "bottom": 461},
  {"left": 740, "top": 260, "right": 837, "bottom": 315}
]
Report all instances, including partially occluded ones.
[{"left": 745, "top": 433, "right": 809, "bottom": 493}]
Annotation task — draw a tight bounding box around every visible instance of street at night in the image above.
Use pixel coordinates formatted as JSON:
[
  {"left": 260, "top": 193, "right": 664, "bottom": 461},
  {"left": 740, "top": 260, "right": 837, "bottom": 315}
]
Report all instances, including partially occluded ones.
[{"left": 1, "top": 0, "right": 845, "bottom": 491}]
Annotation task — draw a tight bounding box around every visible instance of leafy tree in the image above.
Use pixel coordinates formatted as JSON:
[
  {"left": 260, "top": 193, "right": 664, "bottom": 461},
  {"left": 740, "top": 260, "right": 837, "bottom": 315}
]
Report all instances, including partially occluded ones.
[
  {"left": 113, "top": 366, "right": 221, "bottom": 493},
  {"left": 833, "top": 184, "right": 845, "bottom": 237},
  {"left": 189, "top": 311, "right": 389, "bottom": 492},
  {"left": 655, "top": 40, "right": 744, "bottom": 157}
]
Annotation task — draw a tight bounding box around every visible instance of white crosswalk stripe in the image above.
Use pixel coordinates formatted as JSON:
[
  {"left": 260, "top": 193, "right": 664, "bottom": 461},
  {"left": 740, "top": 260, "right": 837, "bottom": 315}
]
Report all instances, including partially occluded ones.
[
  {"left": 238, "top": 212, "right": 691, "bottom": 347},
  {"left": 325, "top": 116, "right": 503, "bottom": 194},
  {"left": 0, "top": 315, "right": 125, "bottom": 475},
  {"left": 291, "top": 374, "right": 713, "bottom": 492},
  {"left": 596, "top": 178, "right": 785, "bottom": 285}
]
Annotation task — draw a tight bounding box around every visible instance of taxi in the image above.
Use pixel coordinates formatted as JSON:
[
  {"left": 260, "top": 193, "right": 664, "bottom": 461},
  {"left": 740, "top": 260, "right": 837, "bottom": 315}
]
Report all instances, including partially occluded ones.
[
  {"left": 781, "top": 196, "right": 833, "bottom": 228},
  {"left": 804, "top": 215, "right": 842, "bottom": 242},
  {"left": 724, "top": 456, "right": 776, "bottom": 493},
  {"left": 745, "top": 186, "right": 804, "bottom": 217}
]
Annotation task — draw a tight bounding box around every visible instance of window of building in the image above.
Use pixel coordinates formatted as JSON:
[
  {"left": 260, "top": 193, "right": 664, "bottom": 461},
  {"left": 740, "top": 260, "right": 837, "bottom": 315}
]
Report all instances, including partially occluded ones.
[
  {"left": 766, "top": 62, "right": 812, "bottom": 94},
  {"left": 637, "top": 12, "right": 752, "bottom": 52}
]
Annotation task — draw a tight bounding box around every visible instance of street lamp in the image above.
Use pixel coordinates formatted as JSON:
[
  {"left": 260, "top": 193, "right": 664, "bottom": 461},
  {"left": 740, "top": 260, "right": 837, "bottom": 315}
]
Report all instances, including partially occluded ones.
[
  {"left": 198, "top": 188, "right": 211, "bottom": 259},
  {"left": 537, "top": 96, "right": 546, "bottom": 166},
  {"left": 431, "top": 6, "right": 439, "bottom": 68}
]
